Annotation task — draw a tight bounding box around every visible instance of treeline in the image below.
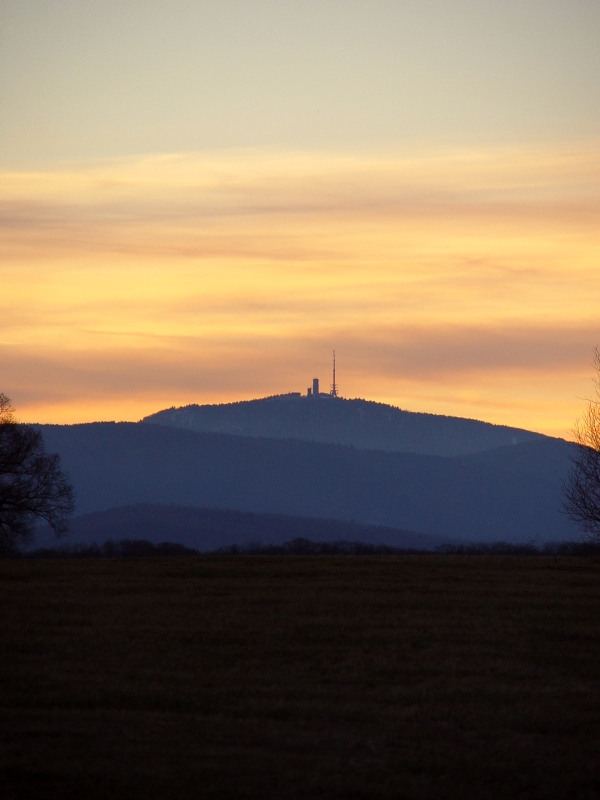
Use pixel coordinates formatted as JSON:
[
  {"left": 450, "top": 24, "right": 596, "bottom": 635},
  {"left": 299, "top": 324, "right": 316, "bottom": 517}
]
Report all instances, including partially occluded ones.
[
  {"left": 215, "top": 538, "right": 418, "bottom": 555},
  {"left": 19, "top": 539, "right": 198, "bottom": 558},
  {"left": 438, "top": 541, "right": 600, "bottom": 556},
  {"left": 213, "top": 539, "right": 600, "bottom": 556},
  {"left": 10, "top": 537, "right": 600, "bottom": 558}
]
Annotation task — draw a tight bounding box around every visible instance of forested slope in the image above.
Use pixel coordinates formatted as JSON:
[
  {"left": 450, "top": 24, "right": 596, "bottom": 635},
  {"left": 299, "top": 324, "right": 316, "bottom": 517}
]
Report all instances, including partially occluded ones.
[
  {"left": 36, "top": 422, "right": 577, "bottom": 544},
  {"left": 142, "top": 395, "right": 546, "bottom": 457}
]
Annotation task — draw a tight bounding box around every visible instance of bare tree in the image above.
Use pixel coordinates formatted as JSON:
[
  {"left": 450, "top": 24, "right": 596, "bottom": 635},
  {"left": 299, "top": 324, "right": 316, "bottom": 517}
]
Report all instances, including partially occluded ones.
[
  {"left": 563, "top": 349, "right": 600, "bottom": 540},
  {"left": 0, "top": 393, "right": 74, "bottom": 552}
]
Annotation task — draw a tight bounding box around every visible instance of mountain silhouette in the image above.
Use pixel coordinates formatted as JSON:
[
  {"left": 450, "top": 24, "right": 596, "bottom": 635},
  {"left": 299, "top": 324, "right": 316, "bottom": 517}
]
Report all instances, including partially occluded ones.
[
  {"left": 33, "top": 504, "right": 445, "bottom": 552},
  {"left": 141, "top": 394, "right": 546, "bottom": 457},
  {"left": 35, "top": 418, "right": 577, "bottom": 545}
]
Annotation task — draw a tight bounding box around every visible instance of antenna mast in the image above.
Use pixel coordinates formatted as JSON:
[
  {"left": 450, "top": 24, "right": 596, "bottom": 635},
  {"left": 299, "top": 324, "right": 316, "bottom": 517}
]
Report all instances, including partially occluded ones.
[{"left": 330, "top": 350, "right": 338, "bottom": 397}]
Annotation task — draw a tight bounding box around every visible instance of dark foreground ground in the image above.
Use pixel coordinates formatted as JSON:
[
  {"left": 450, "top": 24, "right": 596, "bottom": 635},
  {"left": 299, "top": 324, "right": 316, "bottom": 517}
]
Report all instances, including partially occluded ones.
[{"left": 1, "top": 556, "right": 599, "bottom": 799}]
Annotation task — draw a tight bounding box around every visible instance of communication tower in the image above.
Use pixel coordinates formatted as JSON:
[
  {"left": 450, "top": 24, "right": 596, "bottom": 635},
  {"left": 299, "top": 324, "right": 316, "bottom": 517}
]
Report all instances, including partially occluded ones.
[{"left": 330, "top": 350, "right": 339, "bottom": 397}]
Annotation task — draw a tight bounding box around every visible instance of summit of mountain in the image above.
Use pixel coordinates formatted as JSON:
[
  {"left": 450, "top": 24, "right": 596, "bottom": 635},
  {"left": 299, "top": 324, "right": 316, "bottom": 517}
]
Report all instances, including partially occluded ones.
[{"left": 141, "top": 393, "right": 549, "bottom": 457}]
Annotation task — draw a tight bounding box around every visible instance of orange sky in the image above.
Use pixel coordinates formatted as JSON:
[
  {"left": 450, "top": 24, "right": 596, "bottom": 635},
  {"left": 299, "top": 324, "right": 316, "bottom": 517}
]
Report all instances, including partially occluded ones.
[{"left": 2, "top": 144, "right": 600, "bottom": 437}]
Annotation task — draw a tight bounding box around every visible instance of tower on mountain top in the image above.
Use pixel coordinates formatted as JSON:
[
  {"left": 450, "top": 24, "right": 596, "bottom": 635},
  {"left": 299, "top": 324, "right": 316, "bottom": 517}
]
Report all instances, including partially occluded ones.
[
  {"left": 305, "top": 352, "right": 339, "bottom": 397},
  {"left": 330, "top": 350, "right": 338, "bottom": 397}
]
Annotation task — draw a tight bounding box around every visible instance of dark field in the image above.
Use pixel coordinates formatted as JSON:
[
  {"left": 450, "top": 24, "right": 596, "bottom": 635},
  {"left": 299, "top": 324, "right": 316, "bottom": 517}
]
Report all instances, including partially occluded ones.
[{"left": 1, "top": 557, "right": 600, "bottom": 799}]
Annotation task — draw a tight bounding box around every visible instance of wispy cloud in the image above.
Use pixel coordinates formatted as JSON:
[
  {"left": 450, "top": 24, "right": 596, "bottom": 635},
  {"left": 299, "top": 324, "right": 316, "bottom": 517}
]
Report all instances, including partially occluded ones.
[{"left": 1, "top": 145, "right": 599, "bottom": 433}]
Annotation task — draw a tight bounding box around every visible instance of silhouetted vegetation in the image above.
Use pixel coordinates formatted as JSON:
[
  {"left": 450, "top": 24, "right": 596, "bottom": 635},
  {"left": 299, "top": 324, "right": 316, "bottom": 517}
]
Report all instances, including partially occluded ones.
[
  {"left": 218, "top": 539, "right": 600, "bottom": 557},
  {"left": 0, "top": 393, "right": 74, "bottom": 553},
  {"left": 216, "top": 537, "right": 421, "bottom": 555},
  {"left": 563, "top": 347, "right": 600, "bottom": 541},
  {"left": 14, "top": 536, "right": 600, "bottom": 559},
  {"left": 438, "top": 540, "right": 600, "bottom": 556},
  {"left": 21, "top": 539, "right": 198, "bottom": 559}
]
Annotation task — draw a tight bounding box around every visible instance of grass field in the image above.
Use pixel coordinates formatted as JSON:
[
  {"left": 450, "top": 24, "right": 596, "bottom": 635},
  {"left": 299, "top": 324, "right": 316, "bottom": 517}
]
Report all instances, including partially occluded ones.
[{"left": 1, "top": 556, "right": 600, "bottom": 799}]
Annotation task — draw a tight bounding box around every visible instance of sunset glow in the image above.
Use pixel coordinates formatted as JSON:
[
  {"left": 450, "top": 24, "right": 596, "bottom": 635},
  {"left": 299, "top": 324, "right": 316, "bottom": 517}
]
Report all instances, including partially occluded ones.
[{"left": 1, "top": 145, "right": 599, "bottom": 435}]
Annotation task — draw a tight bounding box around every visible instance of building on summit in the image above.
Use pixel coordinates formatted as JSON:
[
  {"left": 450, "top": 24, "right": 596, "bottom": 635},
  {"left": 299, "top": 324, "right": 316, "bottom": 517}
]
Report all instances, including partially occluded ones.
[{"left": 306, "top": 352, "right": 339, "bottom": 398}]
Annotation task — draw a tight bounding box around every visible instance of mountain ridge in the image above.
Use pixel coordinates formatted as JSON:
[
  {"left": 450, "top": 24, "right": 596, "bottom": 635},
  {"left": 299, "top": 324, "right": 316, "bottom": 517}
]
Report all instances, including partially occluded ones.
[
  {"left": 141, "top": 394, "right": 549, "bottom": 457},
  {"left": 35, "top": 421, "right": 577, "bottom": 544},
  {"left": 33, "top": 503, "right": 447, "bottom": 552}
]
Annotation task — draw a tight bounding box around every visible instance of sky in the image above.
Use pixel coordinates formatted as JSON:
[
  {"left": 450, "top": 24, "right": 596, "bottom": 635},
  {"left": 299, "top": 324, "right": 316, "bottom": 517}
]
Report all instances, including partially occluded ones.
[{"left": 1, "top": 0, "right": 600, "bottom": 436}]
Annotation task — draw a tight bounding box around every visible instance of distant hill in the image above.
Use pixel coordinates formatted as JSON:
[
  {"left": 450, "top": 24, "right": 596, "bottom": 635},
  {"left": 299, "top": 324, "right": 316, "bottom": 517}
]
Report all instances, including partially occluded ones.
[
  {"left": 141, "top": 394, "right": 547, "bottom": 457},
  {"left": 36, "top": 422, "right": 578, "bottom": 544},
  {"left": 33, "top": 504, "right": 445, "bottom": 552}
]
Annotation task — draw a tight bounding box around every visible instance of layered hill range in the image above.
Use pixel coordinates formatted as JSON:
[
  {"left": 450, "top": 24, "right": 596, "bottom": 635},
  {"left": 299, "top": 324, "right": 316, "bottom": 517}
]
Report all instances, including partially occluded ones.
[{"left": 34, "top": 394, "right": 578, "bottom": 550}]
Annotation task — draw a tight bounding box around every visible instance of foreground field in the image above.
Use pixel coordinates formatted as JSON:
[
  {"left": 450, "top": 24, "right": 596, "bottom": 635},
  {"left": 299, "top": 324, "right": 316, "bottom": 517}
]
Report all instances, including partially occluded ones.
[{"left": 1, "top": 556, "right": 599, "bottom": 799}]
